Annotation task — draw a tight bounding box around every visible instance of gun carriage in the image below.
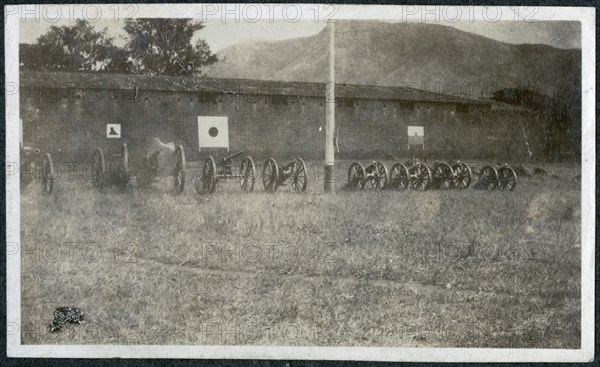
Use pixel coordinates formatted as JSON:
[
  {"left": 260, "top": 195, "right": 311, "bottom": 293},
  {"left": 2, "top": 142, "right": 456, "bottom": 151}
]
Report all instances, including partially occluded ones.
[
  {"left": 430, "top": 161, "right": 455, "bottom": 190},
  {"left": 388, "top": 159, "right": 433, "bottom": 190},
  {"left": 91, "top": 137, "right": 186, "bottom": 194},
  {"left": 477, "top": 163, "right": 517, "bottom": 191},
  {"left": 347, "top": 161, "right": 388, "bottom": 190},
  {"left": 262, "top": 157, "right": 308, "bottom": 192},
  {"left": 195, "top": 150, "right": 256, "bottom": 194}
]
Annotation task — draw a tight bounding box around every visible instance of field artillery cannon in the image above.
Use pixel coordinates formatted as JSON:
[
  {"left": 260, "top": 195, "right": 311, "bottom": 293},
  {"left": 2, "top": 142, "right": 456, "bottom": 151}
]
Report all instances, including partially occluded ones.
[
  {"left": 429, "top": 161, "right": 456, "bottom": 190},
  {"left": 91, "top": 137, "right": 186, "bottom": 194},
  {"left": 347, "top": 161, "right": 388, "bottom": 190},
  {"left": 478, "top": 163, "right": 517, "bottom": 191},
  {"left": 20, "top": 145, "right": 55, "bottom": 195},
  {"left": 429, "top": 161, "right": 473, "bottom": 190},
  {"left": 195, "top": 150, "right": 256, "bottom": 194},
  {"left": 262, "top": 157, "right": 308, "bottom": 192},
  {"left": 388, "top": 159, "right": 432, "bottom": 190}
]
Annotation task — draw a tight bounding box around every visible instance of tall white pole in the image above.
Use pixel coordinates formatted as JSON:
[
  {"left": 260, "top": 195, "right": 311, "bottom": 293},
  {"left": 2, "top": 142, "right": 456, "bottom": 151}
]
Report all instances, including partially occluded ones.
[{"left": 324, "top": 21, "right": 335, "bottom": 192}]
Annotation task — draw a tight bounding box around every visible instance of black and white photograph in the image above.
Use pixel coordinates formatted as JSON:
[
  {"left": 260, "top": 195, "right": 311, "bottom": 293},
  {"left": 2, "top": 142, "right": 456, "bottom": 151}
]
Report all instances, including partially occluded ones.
[{"left": 5, "top": 4, "right": 595, "bottom": 362}]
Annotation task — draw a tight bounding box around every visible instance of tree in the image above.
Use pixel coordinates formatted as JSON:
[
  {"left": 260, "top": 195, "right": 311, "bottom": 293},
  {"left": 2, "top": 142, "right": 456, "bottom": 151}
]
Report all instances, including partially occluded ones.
[
  {"left": 123, "top": 18, "right": 217, "bottom": 76},
  {"left": 20, "top": 19, "right": 130, "bottom": 73},
  {"left": 492, "top": 88, "right": 575, "bottom": 161}
]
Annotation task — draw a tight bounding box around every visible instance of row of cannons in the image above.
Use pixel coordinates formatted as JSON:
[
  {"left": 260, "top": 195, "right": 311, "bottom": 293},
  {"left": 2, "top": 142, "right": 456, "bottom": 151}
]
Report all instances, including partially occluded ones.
[
  {"left": 194, "top": 150, "right": 308, "bottom": 194},
  {"left": 22, "top": 141, "right": 515, "bottom": 195},
  {"left": 93, "top": 146, "right": 308, "bottom": 194},
  {"left": 347, "top": 160, "right": 517, "bottom": 191},
  {"left": 21, "top": 144, "right": 307, "bottom": 195}
]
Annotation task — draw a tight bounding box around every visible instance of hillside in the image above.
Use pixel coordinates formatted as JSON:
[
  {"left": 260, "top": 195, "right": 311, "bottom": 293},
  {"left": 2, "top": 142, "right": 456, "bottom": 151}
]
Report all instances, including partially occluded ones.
[{"left": 205, "top": 21, "right": 580, "bottom": 100}]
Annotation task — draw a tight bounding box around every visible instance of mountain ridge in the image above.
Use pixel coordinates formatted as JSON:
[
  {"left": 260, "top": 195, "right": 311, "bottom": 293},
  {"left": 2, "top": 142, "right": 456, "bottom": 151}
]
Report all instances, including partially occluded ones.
[{"left": 204, "top": 21, "right": 580, "bottom": 100}]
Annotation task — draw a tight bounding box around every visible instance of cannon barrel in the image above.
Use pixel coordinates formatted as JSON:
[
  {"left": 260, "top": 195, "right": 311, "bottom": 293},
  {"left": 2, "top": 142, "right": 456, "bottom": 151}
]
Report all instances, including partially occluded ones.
[{"left": 222, "top": 150, "right": 245, "bottom": 161}]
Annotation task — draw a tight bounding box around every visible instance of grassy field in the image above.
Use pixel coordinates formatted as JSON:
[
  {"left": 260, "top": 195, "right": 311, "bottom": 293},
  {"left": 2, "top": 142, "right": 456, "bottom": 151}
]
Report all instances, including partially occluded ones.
[{"left": 20, "top": 159, "right": 581, "bottom": 348}]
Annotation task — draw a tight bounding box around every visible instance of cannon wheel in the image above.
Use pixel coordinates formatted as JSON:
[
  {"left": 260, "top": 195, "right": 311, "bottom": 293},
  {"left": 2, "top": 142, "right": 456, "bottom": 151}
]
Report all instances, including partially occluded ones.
[
  {"left": 173, "top": 145, "right": 186, "bottom": 194},
  {"left": 452, "top": 162, "right": 472, "bottom": 189},
  {"left": 291, "top": 158, "right": 308, "bottom": 192},
  {"left": 479, "top": 165, "right": 499, "bottom": 191},
  {"left": 197, "top": 155, "right": 217, "bottom": 194},
  {"left": 389, "top": 163, "right": 409, "bottom": 190},
  {"left": 92, "top": 148, "right": 105, "bottom": 191},
  {"left": 41, "top": 153, "right": 54, "bottom": 195},
  {"left": 433, "top": 163, "right": 454, "bottom": 190},
  {"left": 347, "top": 162, "right": 366, "bottom": 190},
  {"left": 369, "top": 161, "right": 388, "bottom": 190},
  {"left": 116, "top": 143, "right": 130, "bottom": 192},
  {"left": 409, "top": 164, "right": 432, "bottom": 190},
  {"left": 262, "top": 158, "right": 280, "bottom": 192},
  {"left": 239, "top": 156, "right": 256, "bottom": 193},
  {"left": 498, "top": 165, "right": 517, "bottom": 191}
]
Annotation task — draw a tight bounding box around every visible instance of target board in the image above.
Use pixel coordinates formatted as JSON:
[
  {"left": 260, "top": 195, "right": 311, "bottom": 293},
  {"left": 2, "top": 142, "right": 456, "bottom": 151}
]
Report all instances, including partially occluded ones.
[
  {"left": 407, "top": 126, "right": 424, "bottom": 145},
  {"left": 107, "top": 124, "right": 121, "bottom": 138},
  {"left": 198, "top": 116, "right": 229, "bottom": 149}
]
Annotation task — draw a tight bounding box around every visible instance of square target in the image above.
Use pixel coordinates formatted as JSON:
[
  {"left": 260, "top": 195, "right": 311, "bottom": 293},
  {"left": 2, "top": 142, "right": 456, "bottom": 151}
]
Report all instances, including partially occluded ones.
[
  {"left": 198, "top": 116, "right": 229, "bottom": 149},
  {"left": 408, "top": 126, "right": 424, "bottom": 145}
]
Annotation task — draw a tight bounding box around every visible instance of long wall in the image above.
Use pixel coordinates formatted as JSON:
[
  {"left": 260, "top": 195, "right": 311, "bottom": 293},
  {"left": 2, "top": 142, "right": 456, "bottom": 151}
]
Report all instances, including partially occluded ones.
[{"left": 20, "top": 86, "right": 545, "bottom": 162}]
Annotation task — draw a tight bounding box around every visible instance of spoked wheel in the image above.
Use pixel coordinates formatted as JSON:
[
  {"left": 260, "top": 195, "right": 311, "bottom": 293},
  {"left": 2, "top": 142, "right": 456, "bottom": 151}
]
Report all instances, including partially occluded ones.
[
  {"left": 479, "top": 165, "right": 499, "bottom": 191},
  {"left": 173, "top": 145, "right": 186, "bottom": 194},
  {"left": 41, "top": 153, "right": 55, "bottom": 195},
  {"left": 262, "top": 158, "right": 280, "bottom": 192},
  {"left": 432, "top": 163, "right": 454, "bottom": 190},
  {"left": 409, "top": 164, "right": 432, "bottom": 190},
  {"left": 92, "top": 148, "right": 105, "bottom": 191},
  {"left": 347, "top": 162, "right": 366, "bottom": 190},
  {"left": 498, "top": 165, "right": 517, "bottom": 191},
  {"left": 369, "top": 161, "right": 388, "bottom": 189},
  {"left": 197, "top": 155, "right": 217, "bottom": 194},
  {"left": 291, "top": 158, "right": 308, "bottom": 192},
  {"left": 239, "top": 156, "right": 256, "bottom": 193},
  {"left": 452, "top": 162, "right": 472, "bottom": 189},
  {"left": 389, "top": 163, "right": 409, "bottom": 190},
  {"left": 116, "top": 143, "right": 130, "bottom": 192}
]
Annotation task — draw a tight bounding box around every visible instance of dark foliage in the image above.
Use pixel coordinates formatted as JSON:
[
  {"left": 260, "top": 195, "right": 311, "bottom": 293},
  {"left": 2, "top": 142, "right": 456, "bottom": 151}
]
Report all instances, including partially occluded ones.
[
  {"left": 20, "top": 18, "right": 217, "bottom": 76},
  {"left": 492, "top": 88, "right": 580, "bottom": 161},
  {"left": 123, "top": 18, "right": 217, "bottom": 76},
  {"left": 20, "top": 19, "right": 129, "bottom": 72}
]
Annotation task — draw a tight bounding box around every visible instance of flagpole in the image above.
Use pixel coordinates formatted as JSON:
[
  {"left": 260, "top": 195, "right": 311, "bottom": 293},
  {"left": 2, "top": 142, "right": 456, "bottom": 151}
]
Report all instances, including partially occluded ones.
[{"left": 324, "top": 21, "right": 335, "bottom": 192}]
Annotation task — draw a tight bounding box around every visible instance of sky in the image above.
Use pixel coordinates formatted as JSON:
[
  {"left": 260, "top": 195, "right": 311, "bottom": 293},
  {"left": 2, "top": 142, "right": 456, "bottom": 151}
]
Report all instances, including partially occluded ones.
[{"left": 20, "top": 19, "right": 581, "bottom": 52}]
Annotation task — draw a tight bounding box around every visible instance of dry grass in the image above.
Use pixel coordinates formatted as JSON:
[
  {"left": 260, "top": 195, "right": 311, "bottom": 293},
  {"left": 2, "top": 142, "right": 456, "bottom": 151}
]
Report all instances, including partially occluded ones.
[{"left": 20, "top": 160, "right": 581, "bottom": 348}]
